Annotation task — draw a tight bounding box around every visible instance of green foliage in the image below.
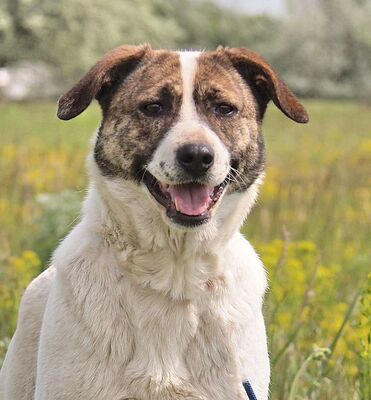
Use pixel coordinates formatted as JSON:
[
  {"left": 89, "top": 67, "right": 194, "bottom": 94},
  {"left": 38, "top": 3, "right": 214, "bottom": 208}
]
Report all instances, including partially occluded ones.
[
  {"left": 256, "top": 239, "right": 365, "bottom": 399},
  {"left": 359, "top": 274, "right": 371, "bottom": 399},
  {"left": 34, "top": 190, "right": 82, "bottom": 264},
  {"left": 271, "top": 0, "right": 371, "bottom": 99},
  {"left": 0, "top": 0, "right": 184, "bottom": 78},
  {"left": 0, "top": 338, "right": 10, "bottom": 366},
  {"left": 1, "top": 0, "right": 371, "bottom": 98},
  {"left": 166, "top": 0, "right": 279, "bottom": 50}
]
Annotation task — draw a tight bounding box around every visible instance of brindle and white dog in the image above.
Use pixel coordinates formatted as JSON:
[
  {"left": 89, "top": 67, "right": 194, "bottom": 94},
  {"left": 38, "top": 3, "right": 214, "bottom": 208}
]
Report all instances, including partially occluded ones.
[{"left": 0, "top": 45, "right": 308, "bottom": 400}]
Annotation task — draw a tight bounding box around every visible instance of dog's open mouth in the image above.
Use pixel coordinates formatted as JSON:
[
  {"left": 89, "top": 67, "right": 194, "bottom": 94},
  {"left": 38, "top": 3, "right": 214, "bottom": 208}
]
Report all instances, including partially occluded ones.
[{"left": 143, "top": 172, "right": 228, "bottom": 226}]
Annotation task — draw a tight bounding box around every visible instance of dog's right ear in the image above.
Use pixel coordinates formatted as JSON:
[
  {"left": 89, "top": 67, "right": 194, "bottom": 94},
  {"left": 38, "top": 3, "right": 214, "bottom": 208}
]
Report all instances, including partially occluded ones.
[
  {"left": 221, "top": 47, "right": 309, "bottom": 123},
  {"left": 57, "top": 44, "right": 149, "bottom": 120}
]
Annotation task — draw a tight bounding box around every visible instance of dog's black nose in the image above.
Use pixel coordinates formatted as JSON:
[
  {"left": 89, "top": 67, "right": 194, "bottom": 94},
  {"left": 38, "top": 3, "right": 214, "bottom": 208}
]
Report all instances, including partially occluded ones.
[{"left": 177, "top": 143, "right": 214, "bottom": 176}]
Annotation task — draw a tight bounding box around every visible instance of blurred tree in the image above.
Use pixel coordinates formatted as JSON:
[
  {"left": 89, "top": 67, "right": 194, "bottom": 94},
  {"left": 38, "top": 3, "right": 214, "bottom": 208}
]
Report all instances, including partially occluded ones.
[
  {"left": 0, "top": 0, "right": 370, "bottom": 99},
  {"left": 0, "top": 0, "right": 279, "bottom": 84},
  {"left": 273, "top": 0, "right": 371, "bottom": 99},
  {"left": 0, "top": 0, "right": 38, "bottom": 66},
  {"left": 167, "top": 0, "right": 279, "bottom": 51},
  {"left": 0, "top": 0, "right": 184, "bottom": 82}
]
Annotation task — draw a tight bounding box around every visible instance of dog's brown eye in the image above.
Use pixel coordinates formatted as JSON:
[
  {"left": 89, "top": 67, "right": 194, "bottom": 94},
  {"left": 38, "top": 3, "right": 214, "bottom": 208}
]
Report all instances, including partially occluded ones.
[
  {"left": 214, "top": 103, "right": 236, "bottom": 116},
  {"left": 141, "top": 102, "right": 164, "bottom": 116}
]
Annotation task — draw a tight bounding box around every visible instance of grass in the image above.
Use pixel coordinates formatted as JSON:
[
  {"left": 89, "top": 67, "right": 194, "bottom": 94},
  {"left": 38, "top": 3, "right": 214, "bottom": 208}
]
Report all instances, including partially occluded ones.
[{"left": 0, "top": 99, "right": 370, "bottom": 399}]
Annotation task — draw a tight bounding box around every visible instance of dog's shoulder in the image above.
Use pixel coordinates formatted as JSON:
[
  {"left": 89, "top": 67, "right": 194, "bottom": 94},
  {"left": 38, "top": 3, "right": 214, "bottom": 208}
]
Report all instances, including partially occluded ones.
[
  {"left": 0, "top": 267, "right": 55, "bottom": 397},
  {"left": 18, "top": 266, "right": 55, "bottom": 325},
  {"left": 225, "top": 233, "right": 268, "bottom": 304}
]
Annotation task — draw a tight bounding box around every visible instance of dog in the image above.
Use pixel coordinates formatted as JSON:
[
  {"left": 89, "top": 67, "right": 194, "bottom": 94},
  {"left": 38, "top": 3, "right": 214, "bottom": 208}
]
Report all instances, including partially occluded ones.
[{"left": 0, "top": 45, "right": 308, "bottom": 400}]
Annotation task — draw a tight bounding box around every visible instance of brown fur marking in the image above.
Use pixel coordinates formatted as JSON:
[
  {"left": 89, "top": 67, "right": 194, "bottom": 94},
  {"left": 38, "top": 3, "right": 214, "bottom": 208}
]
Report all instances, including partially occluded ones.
[
  {"left": 94, "top": 50, "right": 182, "bottom": 180},
  {"left": 195, "top": 51, "right": 266, "bottom": 192},
  {"left": 222, "top": 47, "right": 309, "bottom": 123},
  {"left": 57, "top": 45, "right": 150, "bottom": 120}
]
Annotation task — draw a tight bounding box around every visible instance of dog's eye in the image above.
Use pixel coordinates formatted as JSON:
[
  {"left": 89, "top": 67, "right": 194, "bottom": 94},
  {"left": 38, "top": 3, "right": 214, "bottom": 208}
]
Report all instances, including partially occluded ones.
[
  {"left": 214, "top": 103, "right": 236, "bottom": 116},
  {"left": 141, "top": 102, "right": 164, "bottom": 116}
]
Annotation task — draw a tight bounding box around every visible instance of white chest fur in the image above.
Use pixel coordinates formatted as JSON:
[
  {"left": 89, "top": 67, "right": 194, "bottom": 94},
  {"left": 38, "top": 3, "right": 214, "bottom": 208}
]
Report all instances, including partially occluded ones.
[{"left": 39, "top": 206, "right": 269, "bottom": 399}]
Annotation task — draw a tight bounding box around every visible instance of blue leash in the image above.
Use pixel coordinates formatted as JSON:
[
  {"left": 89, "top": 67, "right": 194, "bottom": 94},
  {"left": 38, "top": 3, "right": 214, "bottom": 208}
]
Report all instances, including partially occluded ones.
[{"left": 243, "top": 380, "right": 258, "bottom": 400}]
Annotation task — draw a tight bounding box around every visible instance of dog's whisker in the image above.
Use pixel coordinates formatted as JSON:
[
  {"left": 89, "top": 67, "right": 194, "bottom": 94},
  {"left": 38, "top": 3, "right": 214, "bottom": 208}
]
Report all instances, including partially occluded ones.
[
  {"left": 227, "top": 168, "right": 246, "bottom": 190},
  {"left": 135, "top": 167, "right": 148, "bottom": 183},
  {"left": 229, "top": 167, "right": 250, "bottom": 189}
]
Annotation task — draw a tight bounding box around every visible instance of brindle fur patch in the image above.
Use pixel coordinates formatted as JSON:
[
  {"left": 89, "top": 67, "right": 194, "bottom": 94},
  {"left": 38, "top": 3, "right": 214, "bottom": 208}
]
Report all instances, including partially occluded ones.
[
  {"left": 94, "top": 50, "right": 182, "bottom": 181},
  {"left": 194, "top": 51, "right": 265, "bottom": 192}
]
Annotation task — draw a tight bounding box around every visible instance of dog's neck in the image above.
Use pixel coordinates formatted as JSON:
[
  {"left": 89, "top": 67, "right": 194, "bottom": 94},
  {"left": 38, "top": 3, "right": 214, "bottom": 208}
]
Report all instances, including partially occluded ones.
[{"left": 81, "top": 159, "right": 262, "bottom": 300}]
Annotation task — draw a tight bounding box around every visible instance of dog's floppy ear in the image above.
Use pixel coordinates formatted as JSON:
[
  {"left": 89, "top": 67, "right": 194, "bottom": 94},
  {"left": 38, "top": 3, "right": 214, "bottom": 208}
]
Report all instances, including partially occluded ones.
[
  {"left": 222, "top": 47, "right": 309, "bottom": 123},
  {"left": 57, "top": 44, "right": 150, "bottom": 120}
]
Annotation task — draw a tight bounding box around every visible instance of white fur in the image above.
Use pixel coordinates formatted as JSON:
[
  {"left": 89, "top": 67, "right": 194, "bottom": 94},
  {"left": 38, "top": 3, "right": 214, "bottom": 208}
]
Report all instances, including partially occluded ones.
[
  {"left": 178, "top": 51, "right": 200, "bottom": 118},
  {"left": 0, "top": 52, "right": 270, "bottom": 400}
]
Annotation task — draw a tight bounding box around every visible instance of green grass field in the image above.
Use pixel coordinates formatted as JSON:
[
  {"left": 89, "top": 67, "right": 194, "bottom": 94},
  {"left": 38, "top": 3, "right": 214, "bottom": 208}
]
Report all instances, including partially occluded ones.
[{"left": 0, "top": 100, "right": 370, "bottom": 399}]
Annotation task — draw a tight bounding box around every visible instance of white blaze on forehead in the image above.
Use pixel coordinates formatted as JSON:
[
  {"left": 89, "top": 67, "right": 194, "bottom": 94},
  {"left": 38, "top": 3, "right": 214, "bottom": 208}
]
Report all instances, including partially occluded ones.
[
  {"left": 147, "top": 50, "right": 230, "bottom": 187},
  {"left": 178, "top": 51, "right": 200, "bottom": 118}
]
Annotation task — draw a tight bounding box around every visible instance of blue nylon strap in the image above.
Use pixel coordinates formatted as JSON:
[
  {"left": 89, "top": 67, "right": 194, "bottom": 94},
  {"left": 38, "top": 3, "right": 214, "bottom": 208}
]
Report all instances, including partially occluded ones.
[{"left": 243, "top": 380, "right": 258, "bottom": 400}]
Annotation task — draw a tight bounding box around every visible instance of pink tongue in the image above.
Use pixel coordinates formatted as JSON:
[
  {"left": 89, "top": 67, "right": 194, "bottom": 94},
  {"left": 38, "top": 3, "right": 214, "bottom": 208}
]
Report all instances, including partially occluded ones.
[{"left": 168, "top": 183, "right": 213, "bottom": 216}]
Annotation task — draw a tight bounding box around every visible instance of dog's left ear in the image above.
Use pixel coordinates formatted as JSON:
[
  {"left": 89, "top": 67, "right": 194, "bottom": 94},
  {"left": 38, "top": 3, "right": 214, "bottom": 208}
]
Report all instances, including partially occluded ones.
[
  {"left": 222, "top": 47, "right": 309, "bottom": 123},
  {"left": 57, "top": 44, "right": 150, "bottom": 120}
]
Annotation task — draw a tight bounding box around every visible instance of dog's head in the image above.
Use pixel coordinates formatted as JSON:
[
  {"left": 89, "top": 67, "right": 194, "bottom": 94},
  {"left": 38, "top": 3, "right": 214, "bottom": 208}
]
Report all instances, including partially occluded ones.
[{"left": 58, "top": 45, "right": 308, "bottom": 231}]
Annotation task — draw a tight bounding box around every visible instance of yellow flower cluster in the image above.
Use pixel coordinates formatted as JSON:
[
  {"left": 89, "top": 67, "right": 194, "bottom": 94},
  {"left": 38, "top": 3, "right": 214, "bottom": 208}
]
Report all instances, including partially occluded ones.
[{"left": 255, "top": 238, "right": 370, "bottom": 398}]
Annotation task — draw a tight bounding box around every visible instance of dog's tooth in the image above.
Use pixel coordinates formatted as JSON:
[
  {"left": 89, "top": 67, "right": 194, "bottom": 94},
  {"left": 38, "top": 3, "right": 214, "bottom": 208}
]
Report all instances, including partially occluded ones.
[{"left": 174, "top": 198, "right": 180, "bottom": 211}]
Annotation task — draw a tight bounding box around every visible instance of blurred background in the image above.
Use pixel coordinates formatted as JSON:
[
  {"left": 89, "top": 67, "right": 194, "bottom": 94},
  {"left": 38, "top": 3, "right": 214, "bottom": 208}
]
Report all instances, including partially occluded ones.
[{"left": 0, "top": 0, "right": 370, "bottom": 399}]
